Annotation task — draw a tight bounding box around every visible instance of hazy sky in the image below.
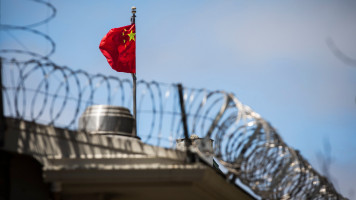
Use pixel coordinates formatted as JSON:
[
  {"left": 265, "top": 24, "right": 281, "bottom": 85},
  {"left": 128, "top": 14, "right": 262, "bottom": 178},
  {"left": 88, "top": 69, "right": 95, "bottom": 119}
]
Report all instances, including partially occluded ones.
[{"left": 1, "top": 0, "right": 356, "bottom": 198}]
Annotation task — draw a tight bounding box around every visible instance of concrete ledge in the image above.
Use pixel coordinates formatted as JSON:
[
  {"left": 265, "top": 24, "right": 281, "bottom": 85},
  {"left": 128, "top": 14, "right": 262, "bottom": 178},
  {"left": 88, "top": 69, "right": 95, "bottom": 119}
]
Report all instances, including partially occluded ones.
[
  {"left": 1, "top": 118, "right": 255, "bottom": 200},
  {"left": 2, "top": 118, "right": 186, "bottom": 165}
]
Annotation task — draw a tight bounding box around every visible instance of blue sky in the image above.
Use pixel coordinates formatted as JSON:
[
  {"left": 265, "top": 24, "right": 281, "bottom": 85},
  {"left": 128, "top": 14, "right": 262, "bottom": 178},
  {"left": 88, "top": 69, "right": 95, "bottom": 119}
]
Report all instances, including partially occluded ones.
[{"left": 1, "top": 0, "right": 356, "bottom": 198}]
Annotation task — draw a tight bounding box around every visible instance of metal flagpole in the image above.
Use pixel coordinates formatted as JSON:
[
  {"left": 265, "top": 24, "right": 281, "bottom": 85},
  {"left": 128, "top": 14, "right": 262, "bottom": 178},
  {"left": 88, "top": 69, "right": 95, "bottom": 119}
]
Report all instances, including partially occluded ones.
[{"left": 131, "top": 7, "right": 137, "bottom": 138}]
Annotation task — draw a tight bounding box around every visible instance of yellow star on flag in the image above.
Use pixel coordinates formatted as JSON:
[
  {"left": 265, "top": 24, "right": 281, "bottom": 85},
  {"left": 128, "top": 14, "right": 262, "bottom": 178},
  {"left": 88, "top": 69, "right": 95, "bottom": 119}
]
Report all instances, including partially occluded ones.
[{"left": 128, "top": 30, "right": 136, "bottom": 42}]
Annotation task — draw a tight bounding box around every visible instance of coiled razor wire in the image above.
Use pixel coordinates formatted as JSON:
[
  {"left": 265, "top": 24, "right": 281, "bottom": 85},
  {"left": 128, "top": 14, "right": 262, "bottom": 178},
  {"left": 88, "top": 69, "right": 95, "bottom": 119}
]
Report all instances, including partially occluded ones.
[
  {"left": 0, "top": 0, "right": 346, "bottom": 199},
  {"left": 0, "top": 0, "right": 56, "bottom": 61},
  {"left": 0, "top": 58, "right": 346, "bottom": 200}
]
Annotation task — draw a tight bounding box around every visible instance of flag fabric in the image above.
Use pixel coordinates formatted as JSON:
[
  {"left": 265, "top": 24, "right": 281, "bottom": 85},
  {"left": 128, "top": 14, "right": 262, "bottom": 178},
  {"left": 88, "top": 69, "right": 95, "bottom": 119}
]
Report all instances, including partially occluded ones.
[{"left": 99, "top": 24, "right": 136, "bottom": 73}]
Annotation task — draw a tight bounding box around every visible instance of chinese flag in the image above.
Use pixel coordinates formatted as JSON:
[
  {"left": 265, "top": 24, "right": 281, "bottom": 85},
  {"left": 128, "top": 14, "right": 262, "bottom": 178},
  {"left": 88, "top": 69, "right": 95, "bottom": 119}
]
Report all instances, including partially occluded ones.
[{"left": 99, "top": 24, "right": 136, "bottom": 73}]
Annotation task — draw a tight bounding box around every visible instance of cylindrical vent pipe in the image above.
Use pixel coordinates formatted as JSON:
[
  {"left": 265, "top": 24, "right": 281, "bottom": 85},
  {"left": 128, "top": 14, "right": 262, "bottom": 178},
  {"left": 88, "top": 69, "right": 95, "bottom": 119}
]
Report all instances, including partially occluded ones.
[{"left": 79, "top": 105, "right": 135, "bottom": 137}]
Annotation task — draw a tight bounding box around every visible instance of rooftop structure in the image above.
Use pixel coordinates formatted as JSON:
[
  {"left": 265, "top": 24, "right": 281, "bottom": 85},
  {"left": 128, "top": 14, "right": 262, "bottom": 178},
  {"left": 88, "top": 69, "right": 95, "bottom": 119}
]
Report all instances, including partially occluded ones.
[{"left": 2, "top": 117, "right": 254, "bottom": 200}]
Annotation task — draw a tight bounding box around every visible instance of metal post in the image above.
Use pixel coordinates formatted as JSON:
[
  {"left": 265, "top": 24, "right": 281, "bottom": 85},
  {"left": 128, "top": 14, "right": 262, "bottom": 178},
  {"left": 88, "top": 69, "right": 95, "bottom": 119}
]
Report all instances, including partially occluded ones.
[
  {"left": 131, "top": 6, "right": 136, "bottom": 24},
  {"left": 0, "top": 58, "right": 5, "bottom": 147},
  {"left": 131, "top": 7, "right": 137, "bottom": 138},
  {"left": 131, "top": 74, "right": 137, "bottom": 137},
  {"left": 177, "top": 84, "right": 191, "bottom": 147}
]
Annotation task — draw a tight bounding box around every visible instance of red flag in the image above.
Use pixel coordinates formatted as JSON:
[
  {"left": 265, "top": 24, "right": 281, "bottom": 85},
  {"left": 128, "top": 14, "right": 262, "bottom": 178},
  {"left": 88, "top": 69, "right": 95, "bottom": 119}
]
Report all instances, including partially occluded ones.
[{"left": 99, "top": 24, "right": 136, "bottom": 73}]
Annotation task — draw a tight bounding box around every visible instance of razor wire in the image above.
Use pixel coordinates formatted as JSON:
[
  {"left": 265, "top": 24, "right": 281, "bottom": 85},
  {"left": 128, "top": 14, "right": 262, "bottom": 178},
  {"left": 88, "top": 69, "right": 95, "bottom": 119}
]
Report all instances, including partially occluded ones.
[
  {"left": 0, "top": 58, "right": 346, "bottom": 200},
  {"left": 0, "top": 0, "right": 56, "bottom": 61}
]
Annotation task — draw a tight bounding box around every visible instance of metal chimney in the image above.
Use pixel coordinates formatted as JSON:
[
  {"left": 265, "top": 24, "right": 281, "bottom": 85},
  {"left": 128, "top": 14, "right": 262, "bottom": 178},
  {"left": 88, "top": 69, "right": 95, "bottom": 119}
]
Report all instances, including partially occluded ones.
[{"left": 79, "top": 105, "right": 135, "bottom": 137}]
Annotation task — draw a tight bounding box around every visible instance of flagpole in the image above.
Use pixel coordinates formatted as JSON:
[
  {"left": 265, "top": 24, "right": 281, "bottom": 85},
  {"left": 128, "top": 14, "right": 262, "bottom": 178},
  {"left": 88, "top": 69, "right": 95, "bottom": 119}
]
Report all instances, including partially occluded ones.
[{"left": 131, "top": 6, "right": 137, "bottom": 138}]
